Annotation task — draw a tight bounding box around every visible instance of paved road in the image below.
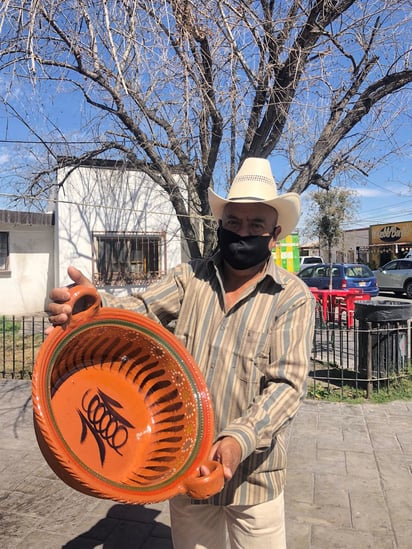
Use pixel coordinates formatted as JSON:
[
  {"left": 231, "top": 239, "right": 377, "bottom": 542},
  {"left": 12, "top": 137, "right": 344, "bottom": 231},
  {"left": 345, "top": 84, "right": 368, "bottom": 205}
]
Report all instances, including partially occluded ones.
[
  {"left": 373, "top": 293, "right": 412, "bottom": 304},
  {"left": 1, "top": 380, "right": 411, "bottom": 548}
]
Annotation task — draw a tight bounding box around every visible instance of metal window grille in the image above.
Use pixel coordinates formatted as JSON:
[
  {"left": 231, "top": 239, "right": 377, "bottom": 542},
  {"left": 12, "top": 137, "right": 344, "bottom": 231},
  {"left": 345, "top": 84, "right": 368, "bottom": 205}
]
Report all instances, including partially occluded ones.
[
  {"left": 92, "top": 231, "right": 166, "bottom": 286},
  {"left": 0, "top": 232, "right": 9, "bottom": 270}
]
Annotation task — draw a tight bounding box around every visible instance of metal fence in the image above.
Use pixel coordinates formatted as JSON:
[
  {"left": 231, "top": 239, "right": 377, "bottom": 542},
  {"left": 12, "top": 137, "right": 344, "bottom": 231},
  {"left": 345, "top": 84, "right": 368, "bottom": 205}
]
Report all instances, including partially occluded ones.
[
  {"left": 1, "top": 315, "right": 47, "bottom": 379},
  {"left": 1, "top": 310, "right": 411, "bottom": 399},
  {"left": 309, "top": 306, "right": 411, "bottom": 398}
]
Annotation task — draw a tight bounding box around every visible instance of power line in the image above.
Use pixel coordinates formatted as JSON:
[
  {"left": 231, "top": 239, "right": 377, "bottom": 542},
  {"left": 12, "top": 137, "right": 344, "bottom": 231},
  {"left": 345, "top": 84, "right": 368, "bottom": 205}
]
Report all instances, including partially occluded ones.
[
  {"left": 0, "top": 191, "right": 214, "bottom": 221},
  {"left": 359, "top": 180, "right": 411, "bottom": 196},
  {"left": 356, "top": 197, "right": 412, "bottom": 216},
  {"left": 2, "top": 187, "right": 411, "bottom": 225},
  {"left": 0, "top": 138, "right": 103, "bottom": 145}
]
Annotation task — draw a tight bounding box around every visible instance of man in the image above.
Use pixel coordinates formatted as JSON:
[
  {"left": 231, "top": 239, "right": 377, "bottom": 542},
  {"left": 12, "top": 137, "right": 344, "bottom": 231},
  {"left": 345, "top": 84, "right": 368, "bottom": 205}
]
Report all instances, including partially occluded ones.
[{"left": 47, "top": 157, "right": 315, "bottom": 548}]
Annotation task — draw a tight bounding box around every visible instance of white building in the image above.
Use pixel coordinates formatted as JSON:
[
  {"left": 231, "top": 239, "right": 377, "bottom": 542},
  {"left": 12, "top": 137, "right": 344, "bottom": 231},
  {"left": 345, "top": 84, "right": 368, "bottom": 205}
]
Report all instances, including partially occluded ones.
[
  {"left": 0, "top": 160, "right": 186, "bottom": 314},
  {"left": 54, "top": 160, "right": 186, "bottom": 298},
  {"left": 340, "top": 227, "right": 370, "bottom": 264},
  {"left": 0, "top": 210, "right": 54, "bottom": 314}
]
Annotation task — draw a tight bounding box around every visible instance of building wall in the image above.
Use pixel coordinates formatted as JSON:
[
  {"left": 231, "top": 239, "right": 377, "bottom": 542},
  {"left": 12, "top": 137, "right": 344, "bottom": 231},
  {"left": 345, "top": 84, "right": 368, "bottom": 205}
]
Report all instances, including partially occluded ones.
[
  {"left": 342, "top": 228, "right": 370, "bottom": 264},
  {"left": 55, "top": 164, "right": 183, "bottom": 295},
  {"left": 313, "top": 222, "right": 412, "bottom": 268},
  {"left": 301, "top": 228, "right": 370, "bottom": 265},
  {"left": 0, "top": 222, "right": 54, "bottom": 315},
  {"left": 0, "top": 163, "right": 185, "bottom": 314}
]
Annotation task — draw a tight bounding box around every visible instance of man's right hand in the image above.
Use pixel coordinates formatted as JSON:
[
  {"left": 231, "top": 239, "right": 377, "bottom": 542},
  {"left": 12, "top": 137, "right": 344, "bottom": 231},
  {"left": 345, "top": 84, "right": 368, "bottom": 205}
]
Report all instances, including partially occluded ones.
[{"left": 46, "top": 266, "right": 95, "bottom": 332}]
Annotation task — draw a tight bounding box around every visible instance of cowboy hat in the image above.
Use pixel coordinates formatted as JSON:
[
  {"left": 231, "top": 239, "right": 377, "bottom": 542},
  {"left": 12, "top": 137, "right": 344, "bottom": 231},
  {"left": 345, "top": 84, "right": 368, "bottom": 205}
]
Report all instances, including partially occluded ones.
[{"left": 208, "top": 157, "right": 301, "bottom": 240}]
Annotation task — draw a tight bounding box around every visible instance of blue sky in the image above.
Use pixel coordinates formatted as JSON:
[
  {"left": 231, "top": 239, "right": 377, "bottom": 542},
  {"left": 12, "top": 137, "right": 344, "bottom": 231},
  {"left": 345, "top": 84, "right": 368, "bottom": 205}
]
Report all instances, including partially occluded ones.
[
  {"left": 343, "top": 155, "right": 412, "bottom": 229},
  {"left": 339, "top": 159, "right": 411, "bottom": 229},
  {"left": 0, "top": 75, "right": 411, "bottom": 230},
  {"left": 346, "top": 180, "right": 412, "bottom": 228},
  {"left": 297, "top": 168, "right": 412, "bottom": 239},
  {"left": 297, "top": 133, "right": 412, "bottom": 232},
  {"left": 1, "top": 124, "right": 410, "bottom": 230},
  {"left": 1, "top": 1, "right": 411, "bottom": 236}
]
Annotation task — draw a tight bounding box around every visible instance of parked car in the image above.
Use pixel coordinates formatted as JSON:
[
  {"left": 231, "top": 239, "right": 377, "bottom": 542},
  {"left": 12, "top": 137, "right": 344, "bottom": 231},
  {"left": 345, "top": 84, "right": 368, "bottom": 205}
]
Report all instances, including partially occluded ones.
[
  {"left": 299, "top": 256, "right": 324, "bottom": 267},
  {"left": 373, "top": 259, "right": 412, "bottom": 298},
  {"left": 298, "top": 263, "right": 379, "bottom": 296}
]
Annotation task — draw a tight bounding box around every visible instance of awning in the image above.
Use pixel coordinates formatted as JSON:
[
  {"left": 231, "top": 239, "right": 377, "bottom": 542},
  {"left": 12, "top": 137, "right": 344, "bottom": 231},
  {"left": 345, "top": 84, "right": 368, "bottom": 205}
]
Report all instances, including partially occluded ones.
[{"left": 368, "top": 242, "right": 411, "bottom": 247}]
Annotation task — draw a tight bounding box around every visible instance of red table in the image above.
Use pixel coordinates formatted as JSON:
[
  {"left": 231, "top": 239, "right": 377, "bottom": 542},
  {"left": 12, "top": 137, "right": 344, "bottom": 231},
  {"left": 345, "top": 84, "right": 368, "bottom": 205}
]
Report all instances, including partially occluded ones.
[{"left": 309, "top": 288, "right": 371, "bottom": 328}]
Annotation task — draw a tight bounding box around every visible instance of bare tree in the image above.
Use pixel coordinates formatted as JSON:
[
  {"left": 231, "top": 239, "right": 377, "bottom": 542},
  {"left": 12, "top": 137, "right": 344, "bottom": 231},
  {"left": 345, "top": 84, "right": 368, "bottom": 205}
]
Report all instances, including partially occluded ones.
[{"left": 0, "top": 0, "right": 411, "bottom": 258}]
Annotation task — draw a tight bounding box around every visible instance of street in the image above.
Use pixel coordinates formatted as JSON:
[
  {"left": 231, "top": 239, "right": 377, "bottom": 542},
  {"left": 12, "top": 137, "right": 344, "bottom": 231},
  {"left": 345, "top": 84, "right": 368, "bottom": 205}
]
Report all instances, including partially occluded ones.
[{"left": 373, "top": 292, "right": 412, "bottom": 304}]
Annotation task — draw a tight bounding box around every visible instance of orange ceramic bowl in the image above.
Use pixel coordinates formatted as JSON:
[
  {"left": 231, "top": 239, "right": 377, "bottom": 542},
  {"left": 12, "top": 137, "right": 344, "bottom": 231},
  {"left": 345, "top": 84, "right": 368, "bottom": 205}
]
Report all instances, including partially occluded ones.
[{"left": 32, "top": 286, "right": 223, "bottom": 503}]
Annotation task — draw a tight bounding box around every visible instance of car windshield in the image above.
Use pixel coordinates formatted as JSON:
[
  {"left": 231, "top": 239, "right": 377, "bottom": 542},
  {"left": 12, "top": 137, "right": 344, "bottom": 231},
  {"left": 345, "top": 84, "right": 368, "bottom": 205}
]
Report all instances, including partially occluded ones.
[
  {"left": 344, "top": 265, "right": 373, "bottom": 278},
  {"left": 302, "top": 257, "right": 322, "bottom": 264}
]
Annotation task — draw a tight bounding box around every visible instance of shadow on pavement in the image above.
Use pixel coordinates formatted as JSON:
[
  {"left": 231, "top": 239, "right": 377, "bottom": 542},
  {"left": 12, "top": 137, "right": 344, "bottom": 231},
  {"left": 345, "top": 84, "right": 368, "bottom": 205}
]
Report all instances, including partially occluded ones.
[{"left": 62, "top": 504, "right": 172, "bottom": 548}]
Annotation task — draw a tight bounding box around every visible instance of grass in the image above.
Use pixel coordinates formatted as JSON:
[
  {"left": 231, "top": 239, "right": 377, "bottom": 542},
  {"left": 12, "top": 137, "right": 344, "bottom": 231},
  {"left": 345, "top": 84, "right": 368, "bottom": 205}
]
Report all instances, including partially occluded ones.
[
  {"left": 1, "top": 316, "right": 21, "bottom": 332},
  {"left": 307, "top": 371, "right": 412, "bottom": 403}
]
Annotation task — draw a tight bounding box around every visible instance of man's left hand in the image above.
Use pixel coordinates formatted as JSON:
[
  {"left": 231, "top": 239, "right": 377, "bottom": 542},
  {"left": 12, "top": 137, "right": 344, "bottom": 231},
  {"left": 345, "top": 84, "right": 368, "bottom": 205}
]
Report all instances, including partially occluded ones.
[{"left": 201, "top": 436, "right": 241, "bottom": 481}]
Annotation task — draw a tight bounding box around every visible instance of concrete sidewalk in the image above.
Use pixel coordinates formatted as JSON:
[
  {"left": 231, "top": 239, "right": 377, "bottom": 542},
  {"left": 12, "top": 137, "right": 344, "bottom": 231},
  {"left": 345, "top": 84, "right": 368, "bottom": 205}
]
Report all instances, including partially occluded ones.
[{"left": 1, "top": 379, "right": 411, "bottom": 548}]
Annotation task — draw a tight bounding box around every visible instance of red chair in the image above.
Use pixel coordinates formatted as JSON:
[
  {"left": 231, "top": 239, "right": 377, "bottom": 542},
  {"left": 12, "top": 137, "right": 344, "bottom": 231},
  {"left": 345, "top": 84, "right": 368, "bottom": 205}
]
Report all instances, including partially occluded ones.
[
  {"left": 309, "top": 288, "right": 326, "bottom": 322},
  {"left": 309, "top": 287, "right": 321, "bottom": 301},
  {"left": 337, "top": 291, "right": 371, "bottom": 328}
]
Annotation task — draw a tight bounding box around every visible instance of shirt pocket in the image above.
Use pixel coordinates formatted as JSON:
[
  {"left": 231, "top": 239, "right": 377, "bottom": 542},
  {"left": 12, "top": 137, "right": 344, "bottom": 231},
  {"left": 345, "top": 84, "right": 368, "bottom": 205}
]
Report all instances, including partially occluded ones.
[{"left": 234, "top": 329, "right": 271, "bottom": 387}]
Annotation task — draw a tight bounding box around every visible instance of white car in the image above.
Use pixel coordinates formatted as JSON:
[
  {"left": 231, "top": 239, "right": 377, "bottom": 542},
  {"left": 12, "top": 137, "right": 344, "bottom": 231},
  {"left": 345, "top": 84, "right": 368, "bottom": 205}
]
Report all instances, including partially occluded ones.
[
  {"left": 299, "top": 256, "right": 324, "bottom": 267},
  {"left": 374, "top": 259, "right": 412, "bottom": 298}
]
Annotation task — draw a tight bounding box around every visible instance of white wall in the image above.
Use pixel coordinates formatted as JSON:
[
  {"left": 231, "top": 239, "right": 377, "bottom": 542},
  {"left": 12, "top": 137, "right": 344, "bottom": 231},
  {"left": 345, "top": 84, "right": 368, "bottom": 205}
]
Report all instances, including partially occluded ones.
[
  {"left": 342, "top": 228, "right": 370, "bottom": 264},
  {"left": 0, "top": 224, "right": 54, "bottom": 315},
  {"left": 55, "top": 164, "right": 183, "bottom": 292}
]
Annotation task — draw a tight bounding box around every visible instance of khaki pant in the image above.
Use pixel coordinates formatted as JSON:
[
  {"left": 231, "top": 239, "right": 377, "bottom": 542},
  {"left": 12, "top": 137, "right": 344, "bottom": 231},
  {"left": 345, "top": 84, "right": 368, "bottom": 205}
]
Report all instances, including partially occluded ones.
[{"left": 169, "top": 492, "right": 286, "bottom": 549}]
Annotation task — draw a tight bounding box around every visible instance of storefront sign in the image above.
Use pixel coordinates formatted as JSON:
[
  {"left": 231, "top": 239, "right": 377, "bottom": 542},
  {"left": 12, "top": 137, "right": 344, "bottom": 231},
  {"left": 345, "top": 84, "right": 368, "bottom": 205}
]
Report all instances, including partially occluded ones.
[
  {"left": 370, "top": 221, "right": 412, "bottom": 245},
  {"left": 378, "top": 225, "right": 401, "bottom": 242}
]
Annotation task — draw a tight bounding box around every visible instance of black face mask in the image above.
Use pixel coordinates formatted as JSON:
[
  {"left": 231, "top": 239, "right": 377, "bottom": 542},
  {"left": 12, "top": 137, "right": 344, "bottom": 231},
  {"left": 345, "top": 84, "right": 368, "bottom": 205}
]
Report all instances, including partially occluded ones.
[{"left": 217, "top": 227, "right": 272, "bottom": 270}]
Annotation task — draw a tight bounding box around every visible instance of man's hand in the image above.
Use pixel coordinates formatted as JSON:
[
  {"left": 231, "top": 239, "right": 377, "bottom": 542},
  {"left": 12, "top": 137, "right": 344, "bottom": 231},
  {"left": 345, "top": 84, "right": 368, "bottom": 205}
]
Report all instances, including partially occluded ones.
[
  {"left": 46, "top": 266, "right": 95, "bottom": 332},
  {"left": 200, "top": 436, "right": 242, "bottom": 481}
]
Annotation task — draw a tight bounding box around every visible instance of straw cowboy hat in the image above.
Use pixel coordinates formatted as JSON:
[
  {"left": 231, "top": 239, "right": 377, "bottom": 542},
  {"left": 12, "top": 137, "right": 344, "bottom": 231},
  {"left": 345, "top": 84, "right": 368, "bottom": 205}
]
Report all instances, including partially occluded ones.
[{"left": 208, "top": 157, "right": 301, "bottom": 241}]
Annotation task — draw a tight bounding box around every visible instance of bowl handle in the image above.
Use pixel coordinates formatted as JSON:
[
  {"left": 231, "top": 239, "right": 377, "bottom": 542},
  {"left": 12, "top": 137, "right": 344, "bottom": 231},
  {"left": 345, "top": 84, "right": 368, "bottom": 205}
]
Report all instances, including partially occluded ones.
[
  {"left": 182, "top": 460, "right": 225, "bottom": 500},
  {"left": 65, "top": 285, "right": 102, "bottom": 328}
]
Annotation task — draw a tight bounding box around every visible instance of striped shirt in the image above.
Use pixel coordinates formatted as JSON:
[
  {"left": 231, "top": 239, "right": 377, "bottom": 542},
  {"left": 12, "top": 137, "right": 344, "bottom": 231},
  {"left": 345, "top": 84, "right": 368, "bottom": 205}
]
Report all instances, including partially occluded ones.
[{"left": 102, "top": 253, "right": 315, "bottom": 506}]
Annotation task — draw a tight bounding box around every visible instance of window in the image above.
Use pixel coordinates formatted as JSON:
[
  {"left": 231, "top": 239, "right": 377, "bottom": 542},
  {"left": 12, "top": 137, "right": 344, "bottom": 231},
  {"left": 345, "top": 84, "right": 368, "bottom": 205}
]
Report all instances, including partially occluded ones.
[
  {"left": 383, "top": 261, "right": 397, "bottom": 271},
  {"left": 0, "top": 232, "right": 9, "bottom": 271},
  {"left": 299, "top": 267, "right": 314, "bottom": 278},
  {"left": 93, "top": 232, "right": 165, "bottom": 286},
  {"left": 345, "top": 265, "right": 373, "bottom": 277}
]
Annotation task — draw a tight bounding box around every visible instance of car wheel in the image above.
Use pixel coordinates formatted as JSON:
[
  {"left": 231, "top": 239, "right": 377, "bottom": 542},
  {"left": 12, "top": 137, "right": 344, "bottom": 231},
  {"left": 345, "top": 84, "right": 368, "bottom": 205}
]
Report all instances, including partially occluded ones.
[{"left": 405, "top": 281, "right": 412, "bottom": 299}]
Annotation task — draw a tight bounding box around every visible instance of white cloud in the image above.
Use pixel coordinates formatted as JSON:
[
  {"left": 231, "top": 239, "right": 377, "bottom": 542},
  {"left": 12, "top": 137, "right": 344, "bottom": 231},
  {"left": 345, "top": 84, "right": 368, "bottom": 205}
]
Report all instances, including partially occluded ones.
[
  {"left": 350, "top": 187, "right": 386, "bottom": 198},
  {"left": 0, "top": 150, "right": 11, "bottom": 166}
]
